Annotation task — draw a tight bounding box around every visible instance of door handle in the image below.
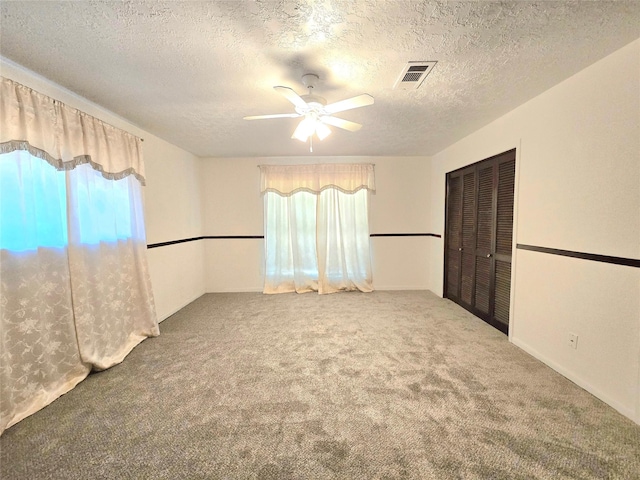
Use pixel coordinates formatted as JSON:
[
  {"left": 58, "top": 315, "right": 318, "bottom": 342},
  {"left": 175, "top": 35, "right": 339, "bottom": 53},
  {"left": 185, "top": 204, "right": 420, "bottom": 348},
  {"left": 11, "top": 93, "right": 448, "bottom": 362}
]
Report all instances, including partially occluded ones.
[
  {"left": 486, "top": 253, "right": 492, "bottom": 258},
  {"left": 459, "top": 248, "right": 463, "bottom": 252}
]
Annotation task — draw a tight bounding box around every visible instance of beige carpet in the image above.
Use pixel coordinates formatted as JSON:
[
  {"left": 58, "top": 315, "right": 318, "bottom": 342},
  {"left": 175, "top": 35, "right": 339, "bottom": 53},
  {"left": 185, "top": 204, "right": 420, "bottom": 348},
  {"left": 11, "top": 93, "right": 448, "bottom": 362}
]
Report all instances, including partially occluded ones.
[{"left": 1, "top": 291, "right": 638, "bottom": 479}]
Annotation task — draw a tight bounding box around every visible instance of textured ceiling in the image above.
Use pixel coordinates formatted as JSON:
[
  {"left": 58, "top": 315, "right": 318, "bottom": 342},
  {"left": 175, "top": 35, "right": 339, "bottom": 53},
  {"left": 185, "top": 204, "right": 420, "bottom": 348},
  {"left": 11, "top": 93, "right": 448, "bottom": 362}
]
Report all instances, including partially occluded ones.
[{"left": 1, "top": 1, "right": 639, "bottom": 158}]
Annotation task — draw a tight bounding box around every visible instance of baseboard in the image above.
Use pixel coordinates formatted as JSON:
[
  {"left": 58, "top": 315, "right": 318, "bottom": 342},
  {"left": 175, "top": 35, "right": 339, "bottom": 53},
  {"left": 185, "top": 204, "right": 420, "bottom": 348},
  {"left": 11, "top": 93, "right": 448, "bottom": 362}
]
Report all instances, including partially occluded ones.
[
  {"left": 205, "top": 287, "right": 264, "bottom": 293},
  {"left": 511, "top": 337, "right": 638, "bottom": 425},
  {"left": 374, "top": 285, "right": 429, "bottom": 291},
  {"left": 157, "top": 292, "right": 206, "bottom": 322},
  {"left": 204, "top": 286, "right": 430, "bottom": 293}
]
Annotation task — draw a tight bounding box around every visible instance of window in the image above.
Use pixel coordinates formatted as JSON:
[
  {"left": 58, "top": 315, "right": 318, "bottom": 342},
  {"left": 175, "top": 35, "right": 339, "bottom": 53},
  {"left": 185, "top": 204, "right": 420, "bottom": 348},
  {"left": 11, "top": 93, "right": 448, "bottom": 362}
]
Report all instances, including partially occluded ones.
[
  {"left": 0, "top": 151, "right": 67, "bottom": 251},
  {"left": 0, "top": 152, "right": 138, "bottom": 252},
  {"left": 260, "top": 164, "right": 375, "bottom": 294}
]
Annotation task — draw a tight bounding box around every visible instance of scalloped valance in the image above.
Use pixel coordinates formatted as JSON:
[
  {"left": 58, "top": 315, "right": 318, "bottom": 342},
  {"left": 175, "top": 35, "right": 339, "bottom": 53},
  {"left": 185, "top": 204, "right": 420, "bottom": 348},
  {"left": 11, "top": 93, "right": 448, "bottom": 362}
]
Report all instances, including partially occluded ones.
[
  {"left": 0, "top": 77, "right": 146, "bottom": 184},
  {"left": 259, "top": 163, "right": 375, "bottom": 196}
]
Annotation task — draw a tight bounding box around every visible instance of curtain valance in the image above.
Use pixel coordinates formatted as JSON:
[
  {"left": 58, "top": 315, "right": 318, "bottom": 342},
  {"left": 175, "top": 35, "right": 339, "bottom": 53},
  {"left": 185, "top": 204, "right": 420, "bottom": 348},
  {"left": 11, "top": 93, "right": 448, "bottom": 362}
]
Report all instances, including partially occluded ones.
[
  {"left": 0, "top": 77, "right": 146, "bottom": 184},
  {"left": 259, "top": 163, "right": 375, "bottom": 196}
]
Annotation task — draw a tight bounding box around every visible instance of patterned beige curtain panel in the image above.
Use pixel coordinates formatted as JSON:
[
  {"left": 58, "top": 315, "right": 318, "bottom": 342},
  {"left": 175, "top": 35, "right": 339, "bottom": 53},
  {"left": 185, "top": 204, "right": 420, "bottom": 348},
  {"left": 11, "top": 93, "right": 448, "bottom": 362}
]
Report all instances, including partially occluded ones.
[
  {"left": 0, "top": 77, "right": 157, "bottom": 435},
  {"left": 259, "top": 163, "right": 376, "bottom": 196},
  {"left": 0, "top": 76, "right": 146, "bottom": 184}
]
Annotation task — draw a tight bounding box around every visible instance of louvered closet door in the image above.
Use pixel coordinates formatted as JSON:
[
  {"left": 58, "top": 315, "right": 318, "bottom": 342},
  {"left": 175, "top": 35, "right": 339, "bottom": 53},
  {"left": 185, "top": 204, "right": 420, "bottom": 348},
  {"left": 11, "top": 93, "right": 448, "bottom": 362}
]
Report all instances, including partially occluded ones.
[
  {"left": 444, "top": 149, "right": 516, "bottom": 335},
  {"left": 460, "top": 169, "right": 477, "bottom": 306},
  {"left": 492, "top": 157, "right": 516, "bottom": 331},
  {"left": 474, "top": 164, "right": 494, "bottom": 316},
  {"left": 445, "top": 167, "right": 476, "bottom": 305},
  {"left": 445, "top": 174, "right": 462, "bottom": 300}
]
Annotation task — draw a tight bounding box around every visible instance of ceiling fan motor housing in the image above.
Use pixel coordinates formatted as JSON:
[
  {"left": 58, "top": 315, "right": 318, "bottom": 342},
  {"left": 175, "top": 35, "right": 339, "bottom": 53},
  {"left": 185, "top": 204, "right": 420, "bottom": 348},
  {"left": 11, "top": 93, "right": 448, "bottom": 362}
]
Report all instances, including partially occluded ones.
[
  {"left": 296, "top": 94, "right": 327, "bottom": 116},
  {"left": 296, "top": 74, "right": 327, "bottom": 115}
]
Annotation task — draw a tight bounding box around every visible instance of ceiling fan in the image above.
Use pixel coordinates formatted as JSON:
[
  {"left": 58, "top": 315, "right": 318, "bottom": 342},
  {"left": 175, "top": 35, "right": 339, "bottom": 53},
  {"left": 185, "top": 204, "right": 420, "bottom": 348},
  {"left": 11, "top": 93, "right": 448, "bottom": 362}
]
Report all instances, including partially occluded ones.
[{"left": 243, "top": 74, "right": 374, "bottom": 151}]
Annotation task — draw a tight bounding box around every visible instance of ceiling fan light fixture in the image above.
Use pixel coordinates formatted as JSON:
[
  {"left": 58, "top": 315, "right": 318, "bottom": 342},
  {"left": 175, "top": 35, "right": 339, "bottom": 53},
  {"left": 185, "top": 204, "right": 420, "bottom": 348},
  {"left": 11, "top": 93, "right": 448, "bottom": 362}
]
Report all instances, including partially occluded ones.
[
  {"left": 292, "top": 116, "right": 316, "bottom": 142},
  {"left": 315, "top": 121, "right": 331, "bottom": 140},
  {"left": 292, "top": 115, "right": 332, "bottom": 143}
]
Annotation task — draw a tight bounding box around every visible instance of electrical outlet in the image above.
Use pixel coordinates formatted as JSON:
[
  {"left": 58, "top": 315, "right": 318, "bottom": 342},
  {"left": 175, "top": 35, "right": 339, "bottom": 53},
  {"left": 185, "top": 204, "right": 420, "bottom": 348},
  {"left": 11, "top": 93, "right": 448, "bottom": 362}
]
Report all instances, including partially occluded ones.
[{"left": 567, "top": 332, "right": 578, "bottom": 349}]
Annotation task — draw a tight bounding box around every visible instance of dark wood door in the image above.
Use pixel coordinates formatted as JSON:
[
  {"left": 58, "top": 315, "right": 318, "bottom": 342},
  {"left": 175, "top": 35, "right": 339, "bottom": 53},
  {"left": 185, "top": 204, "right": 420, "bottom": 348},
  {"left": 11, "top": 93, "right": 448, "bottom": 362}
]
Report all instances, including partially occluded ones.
[
  {"left": 445, "top": 174, "right": 463, "bottom": 299},
  {"left": 444, "top": 150, "right": 516, "bottom": 334},
  {"left": 460, "top": 168, "right": 477, "bottom": 306}
]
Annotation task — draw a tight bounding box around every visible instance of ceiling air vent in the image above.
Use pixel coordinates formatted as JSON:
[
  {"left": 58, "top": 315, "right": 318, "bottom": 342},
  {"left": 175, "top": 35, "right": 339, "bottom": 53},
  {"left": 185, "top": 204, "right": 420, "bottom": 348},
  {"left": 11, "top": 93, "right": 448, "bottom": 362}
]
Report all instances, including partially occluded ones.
[{"left": 393, "top": 61, "right": 437, "bottom": 90}]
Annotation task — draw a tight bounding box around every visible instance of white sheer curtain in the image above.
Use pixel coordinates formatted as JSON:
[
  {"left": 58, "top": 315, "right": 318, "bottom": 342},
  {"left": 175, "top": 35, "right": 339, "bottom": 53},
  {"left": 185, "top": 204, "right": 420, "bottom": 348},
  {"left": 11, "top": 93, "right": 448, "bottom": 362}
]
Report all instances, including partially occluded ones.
[
  {"left": 0, "top": 77, "right": 158, "bottom": 435},
  {"left": 264, "top": 191, "right": 319, "bottom": 293},
  {"left": 261, "top": 164, "right": 375, "bottom": 294}
]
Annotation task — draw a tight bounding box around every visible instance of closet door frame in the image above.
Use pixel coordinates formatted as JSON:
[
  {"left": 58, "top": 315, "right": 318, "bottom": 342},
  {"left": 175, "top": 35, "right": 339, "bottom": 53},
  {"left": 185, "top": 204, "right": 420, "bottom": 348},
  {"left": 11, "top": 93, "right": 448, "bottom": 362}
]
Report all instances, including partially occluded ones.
[{"left": 443, "top": 149, "right": 516, "bottom": 335}]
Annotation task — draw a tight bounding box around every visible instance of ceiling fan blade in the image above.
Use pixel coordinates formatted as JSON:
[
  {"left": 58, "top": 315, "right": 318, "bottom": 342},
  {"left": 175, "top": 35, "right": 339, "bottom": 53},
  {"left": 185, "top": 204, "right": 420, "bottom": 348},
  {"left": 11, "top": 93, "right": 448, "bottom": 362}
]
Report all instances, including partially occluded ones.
[
  {"left": 323, "top": 94, "right": 374, "bottom": 114},
  {"left": 320, "top": 116, "right": 362, "bottom": 132},
  {"left": 243, "top": 113, "right": 301, "bottom": 120},
  {"left": 274, "top": 86, "right": 308, "bottom": 110}
]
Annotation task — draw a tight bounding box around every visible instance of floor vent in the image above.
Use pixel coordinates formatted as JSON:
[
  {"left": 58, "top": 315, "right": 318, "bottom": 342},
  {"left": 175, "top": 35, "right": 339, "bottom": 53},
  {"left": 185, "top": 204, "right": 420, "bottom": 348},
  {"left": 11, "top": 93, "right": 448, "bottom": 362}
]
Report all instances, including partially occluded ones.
[{"left": 393, "top": 61, "right": 437, "bottom": 90}]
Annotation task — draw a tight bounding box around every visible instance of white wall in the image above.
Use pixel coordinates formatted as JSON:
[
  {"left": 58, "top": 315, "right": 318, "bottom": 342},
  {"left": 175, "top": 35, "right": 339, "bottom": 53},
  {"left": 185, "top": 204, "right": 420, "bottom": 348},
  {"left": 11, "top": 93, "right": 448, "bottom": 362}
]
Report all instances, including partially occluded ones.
[
  {"left": 428, "top": 39, "right": 640, "bottom": 423},
  {"left": 144, "top": 140, "right": 205, "bottom": 321},
  {"left": 1, "top": 59, "right": 206, "bottom": 321},
  {"left": 200, "top": 156, "right": 432, "bottom": 292}
]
